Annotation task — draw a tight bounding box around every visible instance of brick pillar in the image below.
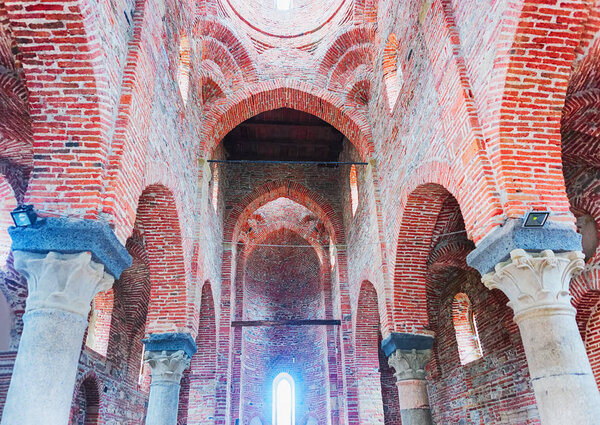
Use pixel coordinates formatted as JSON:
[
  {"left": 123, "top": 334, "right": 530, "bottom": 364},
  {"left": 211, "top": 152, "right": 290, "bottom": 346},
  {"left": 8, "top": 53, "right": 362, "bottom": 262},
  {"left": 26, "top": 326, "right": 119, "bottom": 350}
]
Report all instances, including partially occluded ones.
[{"left": 383, "top": 333, "right": 434, "bottom": 425}]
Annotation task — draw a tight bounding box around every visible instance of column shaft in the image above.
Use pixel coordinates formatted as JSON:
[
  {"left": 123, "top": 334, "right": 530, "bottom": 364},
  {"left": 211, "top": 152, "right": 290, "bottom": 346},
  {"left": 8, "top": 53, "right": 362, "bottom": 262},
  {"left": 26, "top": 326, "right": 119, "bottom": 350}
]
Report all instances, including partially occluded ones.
[
  {"left": 517, "top": 311, "right": 600, "bottom": 425},
  {"left": 1, "top": 309, "right": 88, "bottom": 424},
  {"left": 483, "top": 249, "right": 600, "bottom": 425},
  {"left": 0, "top": 251, "right": 114, "bottom": 425},
  {"left": 396, "top": 379, "right": 433, "bottom": 425},
  {"left": 146, "top": 378, "right": 183, "bottom": 425},
  {"left": 142, "top": 334, "right": 196, "bottom": 425}
]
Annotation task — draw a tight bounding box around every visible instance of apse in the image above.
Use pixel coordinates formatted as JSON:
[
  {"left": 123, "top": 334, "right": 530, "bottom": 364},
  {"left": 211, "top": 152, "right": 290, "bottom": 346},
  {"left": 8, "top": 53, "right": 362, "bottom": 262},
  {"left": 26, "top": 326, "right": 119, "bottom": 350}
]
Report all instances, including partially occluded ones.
[{"left": 240, "top": 228, "right": 329, "bottom": 423}]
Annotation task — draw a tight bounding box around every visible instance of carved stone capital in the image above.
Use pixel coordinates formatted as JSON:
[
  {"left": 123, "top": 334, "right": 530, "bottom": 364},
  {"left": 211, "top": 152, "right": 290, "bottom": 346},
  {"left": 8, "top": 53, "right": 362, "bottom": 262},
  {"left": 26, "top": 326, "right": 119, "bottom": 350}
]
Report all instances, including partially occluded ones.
[
  {"left": 482, "top": 249, "right": 584, "bottom": 321},
  {"left": 144, "top": 350, "right": 190, "bottom": 384},
  {"left": 13, "top": 251, "right": 114, "bottom": 317},
  {"left": 388, "top": 348, "right": 431, "bottom": 381}
]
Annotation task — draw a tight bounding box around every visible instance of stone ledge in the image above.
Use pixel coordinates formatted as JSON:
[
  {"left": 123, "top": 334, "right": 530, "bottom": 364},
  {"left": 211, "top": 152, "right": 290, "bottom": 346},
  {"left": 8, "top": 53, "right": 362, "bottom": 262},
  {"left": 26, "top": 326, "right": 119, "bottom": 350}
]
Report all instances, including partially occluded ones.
[
  {"left": 8, "top": 217, "right": 132, "bottom": 279},
  {"left": 467, "top": 218, "right": 581, "bottom": 276},
  {"left": 381, "top": 332, "right": 434, "bottom": 357}
]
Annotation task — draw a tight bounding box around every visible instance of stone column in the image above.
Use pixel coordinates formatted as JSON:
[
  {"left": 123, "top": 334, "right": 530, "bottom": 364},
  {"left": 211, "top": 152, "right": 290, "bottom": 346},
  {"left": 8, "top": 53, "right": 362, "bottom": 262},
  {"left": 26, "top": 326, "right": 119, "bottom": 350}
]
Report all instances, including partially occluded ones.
[
  {"left": 382, "top": 333, "right": 434, "bottom": 425},
  {"left": 482, "top": 249, "right": 600, "bottom": 425},
  {"left": 143, "top": 333, "right": 197, "bottom": 425},
  {"left": 0, "top": 251, "right": 114, "bottom": 425},
  {"left": 0, "top": 217, "right": 131, "bottom": 425}
]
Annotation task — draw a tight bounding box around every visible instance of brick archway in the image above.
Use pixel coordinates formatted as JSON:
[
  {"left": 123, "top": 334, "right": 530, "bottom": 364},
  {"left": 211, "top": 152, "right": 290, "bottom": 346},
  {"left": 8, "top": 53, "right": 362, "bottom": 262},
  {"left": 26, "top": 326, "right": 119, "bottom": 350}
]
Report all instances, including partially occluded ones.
[
  {"left": 201, "top": 80, "right": 374, "bottom": 161},
  {"left": 136, "top": 184, "right": 189, "bottom": 334}
]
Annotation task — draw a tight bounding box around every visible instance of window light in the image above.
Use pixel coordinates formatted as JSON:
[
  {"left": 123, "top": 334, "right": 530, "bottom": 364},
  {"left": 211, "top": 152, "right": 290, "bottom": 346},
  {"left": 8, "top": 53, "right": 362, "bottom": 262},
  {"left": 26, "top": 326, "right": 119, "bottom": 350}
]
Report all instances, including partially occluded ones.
[
  {"left": 276, "top": 0, "right": 292, "bottom": 11},
  {"left": 273, "top": 373, "right": 295, "bottom": 425}
]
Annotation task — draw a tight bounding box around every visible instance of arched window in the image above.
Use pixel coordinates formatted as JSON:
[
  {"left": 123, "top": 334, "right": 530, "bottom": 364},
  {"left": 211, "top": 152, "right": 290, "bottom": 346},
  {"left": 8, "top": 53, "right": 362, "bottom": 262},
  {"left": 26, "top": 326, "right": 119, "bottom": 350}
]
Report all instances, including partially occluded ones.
[
  {"left": 383, "top": 33, "right": 402, "bottom": 111},
  {"left": 211, "top": 166, "right": 220, "bottom": 212},
  {"left": 273, "top": 373, "right": 295, "bottom": 425},
  {"left": 70, "top": 377, "right": 100, "bottom": 425},
  {"left": 177, "top": 35, "right": 190, "bottom": 105},
  {"left": 349, "top": 165, "right": 358, "bottom": 217},
  {"left": 452, "top": 293, "right": 483, "bottom": 365}
]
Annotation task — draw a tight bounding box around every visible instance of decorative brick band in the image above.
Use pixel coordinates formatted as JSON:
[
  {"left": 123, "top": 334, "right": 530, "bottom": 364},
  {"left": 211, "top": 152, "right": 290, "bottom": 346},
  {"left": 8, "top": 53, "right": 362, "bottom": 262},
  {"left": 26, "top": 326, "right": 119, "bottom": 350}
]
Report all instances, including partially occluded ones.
[
  {"left": 467, "top": 218, "right": 582, "bottom": 275},
  {"left": 8, "top": 217, "right": 132, "bottom": 279}
]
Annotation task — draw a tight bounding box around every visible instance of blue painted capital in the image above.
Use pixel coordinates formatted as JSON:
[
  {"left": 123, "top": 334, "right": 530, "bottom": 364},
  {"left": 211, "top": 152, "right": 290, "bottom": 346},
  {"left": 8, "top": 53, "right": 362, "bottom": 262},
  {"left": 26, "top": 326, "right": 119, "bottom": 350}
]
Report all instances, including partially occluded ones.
[
  {"left": 381, "top": 333, "right": 434, "bottom": 357},
  {"left": 8, "top": 217, "right": 132, "bottom": 278},
  {"left": 142, "top": 333, "right": 197, "bottom": 359},
  {"left": 466, "top": 218, "right": 582, "bottom": 275}
]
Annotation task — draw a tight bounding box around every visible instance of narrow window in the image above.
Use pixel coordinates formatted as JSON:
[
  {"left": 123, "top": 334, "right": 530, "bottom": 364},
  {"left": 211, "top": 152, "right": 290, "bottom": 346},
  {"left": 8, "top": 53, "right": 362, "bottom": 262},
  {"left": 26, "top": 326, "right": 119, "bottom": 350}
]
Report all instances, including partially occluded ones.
[
  {"left": 273, "top": 373, "right": 295, "bottom": 425},
  {"left": 178, "top": 35, "right": 190, "bottom": 105},
  {"left": 452, "top": 293, "right": 483, "bottom": 365},
  {"left": 383, "top": 33, "right": 402, "bottom": 111},
  {"left": 276, "top": 0, "right": 292, "bottom": 10},
  {"left": 211, "top": 166, "right": 220, "bottom": 212},
  {"left": 329, "top": 236, "right": 336, "bottom": 270},
  {"left": 350, "top": 165, "right": 358, "bottom": 217}
]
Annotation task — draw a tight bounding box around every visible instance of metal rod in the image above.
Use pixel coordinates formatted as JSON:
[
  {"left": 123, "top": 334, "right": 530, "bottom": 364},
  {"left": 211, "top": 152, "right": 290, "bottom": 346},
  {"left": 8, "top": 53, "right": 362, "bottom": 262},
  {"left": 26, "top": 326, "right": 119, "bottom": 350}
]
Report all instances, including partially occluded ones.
[
  {"left": 207, "top": 159, "right": 368, "bottom": 165},
  {"left": 231, "top": 319, "right": 341, "bottom": 327}
]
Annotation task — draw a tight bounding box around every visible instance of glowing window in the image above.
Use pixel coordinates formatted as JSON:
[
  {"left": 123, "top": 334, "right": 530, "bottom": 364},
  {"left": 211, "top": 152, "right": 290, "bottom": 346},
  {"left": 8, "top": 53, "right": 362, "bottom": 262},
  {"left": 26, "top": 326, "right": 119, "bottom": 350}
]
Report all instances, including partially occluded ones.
[
  {"left": 350, "top": 165, "right": 358, "bottom": 217},
  {"left": 178, "top": 35, "right": 190, "bottom": 105},
  {"left": 273, "top": 373, "right": 295, "bottom": 425},
  {"left": 211, "top": 166, "right": 220, "bottom": 212},
  {"left": 276, "top": 0, "right": 292, "bottom": 10},
  {"left": 452, "top": 293, "right": 483, "bottom": 365},
  {"left": 329, "top": 236, "right": 336, "bottom": 270}
]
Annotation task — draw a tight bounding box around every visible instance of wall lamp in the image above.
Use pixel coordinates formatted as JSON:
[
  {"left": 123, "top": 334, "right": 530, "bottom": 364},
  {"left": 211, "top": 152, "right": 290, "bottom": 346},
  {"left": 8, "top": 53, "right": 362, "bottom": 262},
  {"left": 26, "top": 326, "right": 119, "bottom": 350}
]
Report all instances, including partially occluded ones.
[
  {"left": 11, "top": 205, "right": 38, "bottom": 227},
  {"left": 523, "top": 210, "right": 550, "bottom": 228}
]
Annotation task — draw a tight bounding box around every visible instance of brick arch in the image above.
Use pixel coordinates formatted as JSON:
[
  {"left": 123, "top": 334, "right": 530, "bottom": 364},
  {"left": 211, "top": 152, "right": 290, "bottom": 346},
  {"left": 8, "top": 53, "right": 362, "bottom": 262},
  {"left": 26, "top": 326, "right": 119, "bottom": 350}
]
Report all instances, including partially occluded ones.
[
  {"left": 353, "top": 0, "right": 378, "bottom": 24},
  {"left": 216, "top": 181, "right": 359, "bottom": 423},
  {"left": 0, "top": 71, "right": 32, "bottom": 170},
  {"left": 198, "top": 66, "right": 227, "bottom": 106},
  {"left": 243, "top": 221, "right": 328, "bottom": 265},
  {"left": 483, "top": 0, "right": 595, "bottom": 221},
  {"left": 179, "top": 281, "right": 217, "bottom": 423},
  {"left": 355, "top": 280, "right": 385, "bottom": 424},
  {"left": 98, "top": 0, "right": 170, "bottom": 240},
  {"left": 201, "top": 80, "right": 374, "bottom": 161},
  {"left": 70, "top": 373, "right": 101, "bottom": 425},
  {"left": 136, "top": 184, "right": 189, "bottom": 334},
  {"left": 427, "top": 239, "right": 474, "bottom": 272},
  {"left": 101, "top": 233, "right": 152, "bottom": 384},
  {"left": 198, "top": 38, "right": 245, "bottom": 89},
  {"left": 571, "top": 270, "right": 600, "bottom": 387},
  {"left": 193, "top": 18, "right": 258, "bottom": 82},
  {"left": 327, "top": 44, "right": 374, "bottom": 93},
  {"left": 315, "top": 25, "right": 376, "bottom": 87},
  {"left": 0, "top": 174, "right": 17, "bottom": 269},
  {"left": 224, "top": 180, "right": 345, "bottom": 245},
  {"left": 392, "top": 182, "right": 463, "bottom": 334}
]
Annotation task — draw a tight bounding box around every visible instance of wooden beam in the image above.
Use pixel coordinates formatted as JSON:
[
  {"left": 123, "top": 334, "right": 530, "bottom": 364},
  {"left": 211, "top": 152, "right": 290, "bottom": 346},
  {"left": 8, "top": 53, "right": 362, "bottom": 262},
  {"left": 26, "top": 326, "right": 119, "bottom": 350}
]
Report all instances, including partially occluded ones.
[{"left": 231, "top": 319, "right": 341, "bottom": 327}]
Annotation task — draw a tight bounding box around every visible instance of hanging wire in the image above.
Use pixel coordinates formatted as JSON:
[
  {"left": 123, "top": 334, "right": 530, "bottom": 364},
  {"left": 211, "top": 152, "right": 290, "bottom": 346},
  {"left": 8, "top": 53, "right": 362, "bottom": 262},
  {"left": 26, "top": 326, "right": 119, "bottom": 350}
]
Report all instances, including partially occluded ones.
[{"left": 23, "top": 208, "right": 468, "bottom": 249}]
